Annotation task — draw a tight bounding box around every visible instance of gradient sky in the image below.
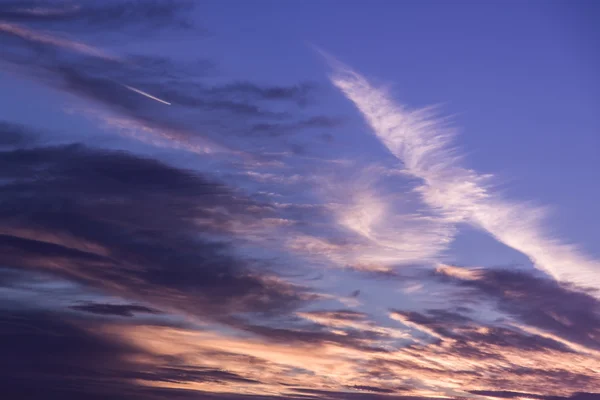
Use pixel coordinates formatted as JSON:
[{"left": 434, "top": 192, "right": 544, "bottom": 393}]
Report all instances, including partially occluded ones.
[{"left": 1, "top": 1, "right": 599, "bottom": 399}]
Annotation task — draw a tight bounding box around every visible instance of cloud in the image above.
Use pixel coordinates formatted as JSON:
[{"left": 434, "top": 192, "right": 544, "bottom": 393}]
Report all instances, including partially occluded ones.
[
  {"left": 3, "top": 184, "right": 600, "bottom": 399},
  {"left": 0, "top": 125, "right": 310, "bottom": 320},
  {"left": 0, "top": 7, "right": 337, "bottom": 155},
  {"left": 224, "top": 310, "right": 401, "bottom": 355},
  {"left": 390, "top": 308, "right": 574, "bottom": 353},
  {"left": 349, "top": 385, "right": 396, "bottom": 394},
  {"left": 2, "top": 13, "right": 599, "bottom": 400},
  {"left": 0, "top": 20, "right": 119, "bottom": 60},
  {"left": 0, "top": 309, "right": 273, "bottom": 400},
  {"left": 69, "top": 302, "right": 161, "bottom": 317},
  {"left": 296, "top": 171, "right": 455, "bottom": 271},
  {"left": 299, "top": 309, "right": 368, "bottom": 322},
  {"left": 0, "top": 0, "right": 196, "bottom": 33},
  {"left": 249, "top": 115, "right": 341, "bottom": 137},
  {"left": 0, "top": 121, "right": 38, "bottom": 147},
  {"left": 288, "top": 388, "right": 435, "bottom": 399},
  {"left": 0, "top": 309, "right": 144, "bottom": 399},
  {"left": 468, "top": 391, "right": 600, "bottom": 400},
  {"left": 207, "top": 81, "right": 317, "bottom": 106},
  {"left": 101, "top": 287, "right": 597, "bottom": 397},
  {"left": 381, "top": 314, "right": 600, "bottom": 394},
  {"left": 326, "top": 54, "right": 600, "bottom": 292},
  {"left": 434, "top": 266, "right": 600, "bottom": 351},
  {"left": 297, "top": 309, "right": 409, "bottom": 342},
  {"left": 108, "top": 322, "right": 419, "bottom": 396}
]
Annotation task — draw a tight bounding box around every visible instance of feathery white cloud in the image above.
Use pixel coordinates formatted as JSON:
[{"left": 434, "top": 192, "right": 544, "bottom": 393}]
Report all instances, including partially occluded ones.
[{"left": 327, "top": 56, "right": 600, "bottom": 291}]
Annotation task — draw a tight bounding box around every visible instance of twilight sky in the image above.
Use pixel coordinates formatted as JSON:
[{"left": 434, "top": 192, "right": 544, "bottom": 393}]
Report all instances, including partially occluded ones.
[{"left": 1, "top": 1, "right": 599, "bottom": 399}]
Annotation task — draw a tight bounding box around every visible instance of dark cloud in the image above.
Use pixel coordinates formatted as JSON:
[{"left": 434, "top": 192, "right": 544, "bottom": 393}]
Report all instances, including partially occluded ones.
[
  {"left": 0, "top": 308, "right": 450, "bottom": 400},
  {"left": 229, "top": 318, "right": 390, "bottom": 353},
  {"left": 302, "top": 309, "right": 367, "bottom": 321},
  {"left": 0, "top": 309, "right": 270, "bottom": 400},
  {"left": 0, "top": 129, "right": 596, "bottom": 398},
  {"left": 69, "top": 302, "right": 161, "bottom": 317},
  {"left": 0, "top": 309, "right": 142, "bottom": 400},
  {"left": 5, "top": 2, "right": 595, "bottom": 398},
  {"left": 0, "top": 121, "right": 38, "bottom": 147},
  {"left": 434, "top": 268, "right": 600, "bottom": 350},
  {"left": 46, "top": 65, "right": 324, "bottom": 130},
  {"left": 391, "top": 308, "right": 573, "bottom": 355},
  {"left": 0, "top": 127, "right": 338, "bottom": 397},
  {"left": 249, "top": 116, "right": 342, "bottom": 137},
  {"left": 57, "top": 66, "right": 150, "bottom": 112},
  {"left": 0, "top": 3, "right": 338, "bottom": 154},
  {"left": 122, "top": 54, "right": 216, "bottom": 79},
  {"left": 0, "top": 124, "right": 308, "bottom": 321},
  {"left": 468, "top": 392, "right": 600, "bottom": 400},
  {"left": 0, "top": 0, "right": 196, "bottom": 33},
  {"left": 350, "top": 386, "right": 396, "bottom": 394},
  {"left": 289, "top": 388, "right": 440, "bottom": 400},
  {"left": 468, "top": 391, "right": 546, "bottom": 399},
  {"left": 379, "top": 301, "right": 600, "bottom": 393},
  {"left": 0, "top": 266, "right": 41, "bottom": 287},
  {"left": 207, "top": 81, "right": 317, "bottom": 106},
  {"left": 493, "top": 366, "right": 598, "bottom": 393},
  {"left": 124, "top": 365, "right": 261, "bottom": 386}
]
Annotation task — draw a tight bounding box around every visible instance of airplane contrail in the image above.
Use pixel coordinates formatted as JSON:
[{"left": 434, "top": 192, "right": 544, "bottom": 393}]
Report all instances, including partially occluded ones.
[{"left": 122, "top": 84, "right": 171, "bottom": 105}]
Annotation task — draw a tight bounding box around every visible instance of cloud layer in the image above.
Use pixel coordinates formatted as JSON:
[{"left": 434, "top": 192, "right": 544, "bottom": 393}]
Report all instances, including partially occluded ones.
[{"left": 1, "top": 2, "right": 599, "bottom": 399}]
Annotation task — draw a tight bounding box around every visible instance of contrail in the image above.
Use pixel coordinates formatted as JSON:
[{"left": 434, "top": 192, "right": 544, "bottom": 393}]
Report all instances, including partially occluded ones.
[
  {"left": 122, "top": 84, "right": 171, "bottom": 106},
  {"left": 326, "top": 54, "right": 600, "bottom": 292}
]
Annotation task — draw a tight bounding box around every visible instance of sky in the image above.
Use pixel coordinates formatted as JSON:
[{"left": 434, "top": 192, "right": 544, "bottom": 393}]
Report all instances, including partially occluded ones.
[{"left": 0, "top": 1, "right": 599, "bottom": 399}]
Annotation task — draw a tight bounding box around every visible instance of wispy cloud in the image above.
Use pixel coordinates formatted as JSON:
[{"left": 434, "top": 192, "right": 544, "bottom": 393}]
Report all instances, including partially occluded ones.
[
  {"left": 434, "top": 265, "right": 600, "bottom": 351},
  {"left": 330, "top": 180, "right": 455, "bottom": 269},
  {"left": 326, "top": 54, "right": 600, "bottom": 292},
  {"left": 3, "top": 4, "right": 600, "bottom": 398},
  {"left": 0, "top": 128, "right": 311, "bottom": 321},
  {"left": 69, "top": 302, "right": 161, "bottom": 317},
  {"left": 0, "top": 3, "right": 337, "bottom": 157},
  {"left": 0, "top": 0, "right": 196, "bottom": 33},
  {"left": 2, "top": 124, "right": 600, "bottom": 398},
  {"left": 0, "top": 21, "right": 119, "bottom": 60}
]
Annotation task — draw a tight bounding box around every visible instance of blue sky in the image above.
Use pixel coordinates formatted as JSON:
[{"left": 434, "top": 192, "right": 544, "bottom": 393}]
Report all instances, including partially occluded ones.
[{"left": 0, "top": 1, "right": 599, "bottom": 399}]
